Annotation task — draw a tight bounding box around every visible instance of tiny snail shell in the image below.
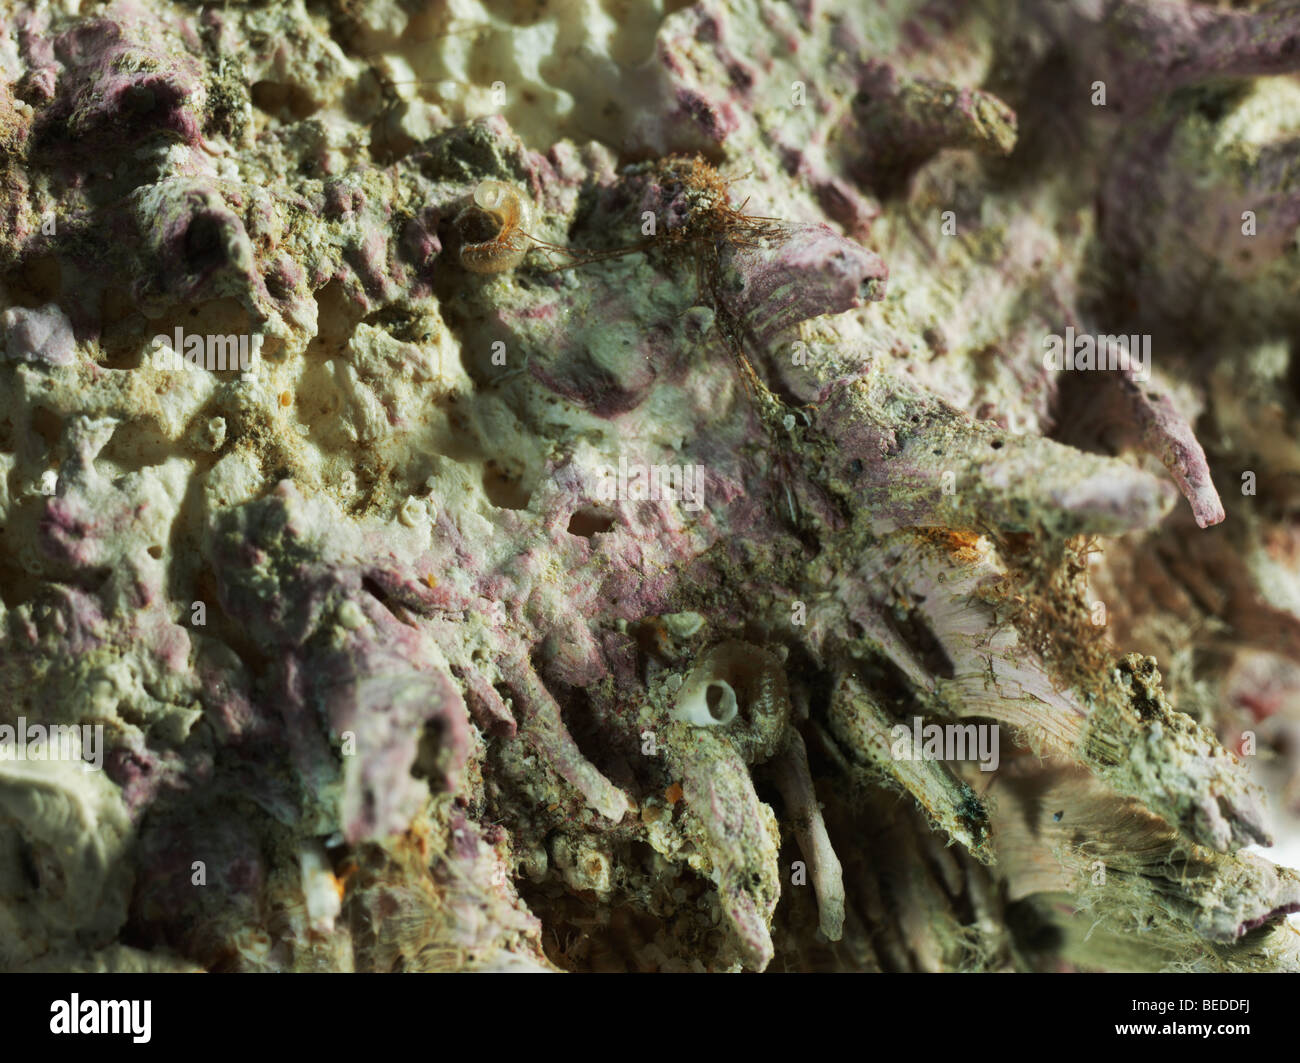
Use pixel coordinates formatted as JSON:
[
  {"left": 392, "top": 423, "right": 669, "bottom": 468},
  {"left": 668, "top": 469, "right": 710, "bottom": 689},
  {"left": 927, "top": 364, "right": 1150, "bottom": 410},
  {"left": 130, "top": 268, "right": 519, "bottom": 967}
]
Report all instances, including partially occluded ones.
[
  {"left": 457, "top": 179, "right": 532, "bottom": 273},
  {"left": 672, "top": 640, "right": 792, "bottom": 763}
]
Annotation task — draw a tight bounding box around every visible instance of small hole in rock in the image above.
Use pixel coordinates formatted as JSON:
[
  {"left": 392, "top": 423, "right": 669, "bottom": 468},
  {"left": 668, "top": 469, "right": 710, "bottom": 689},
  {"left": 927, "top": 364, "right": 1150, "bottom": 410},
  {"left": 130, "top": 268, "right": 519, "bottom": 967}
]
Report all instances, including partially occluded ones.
[
  {"left": 184, "top": 216, "right": 227, "bottom": 273},
  {"left": 482, "top": 459, "right": 532, "bottom": 510},
  {"left": 31, "top": 406, "right": 63, "bottom": 449},
  {"left": 567, "top": 509, "right": 615, "bottom": 538}
]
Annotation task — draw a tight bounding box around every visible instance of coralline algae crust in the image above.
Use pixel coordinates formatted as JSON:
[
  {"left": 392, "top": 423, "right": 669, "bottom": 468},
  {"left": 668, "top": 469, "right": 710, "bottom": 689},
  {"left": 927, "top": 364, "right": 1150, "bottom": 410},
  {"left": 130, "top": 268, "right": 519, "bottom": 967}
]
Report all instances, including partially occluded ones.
[{"left": 2, "top": 0, "right": 1300, "bottom": 975}]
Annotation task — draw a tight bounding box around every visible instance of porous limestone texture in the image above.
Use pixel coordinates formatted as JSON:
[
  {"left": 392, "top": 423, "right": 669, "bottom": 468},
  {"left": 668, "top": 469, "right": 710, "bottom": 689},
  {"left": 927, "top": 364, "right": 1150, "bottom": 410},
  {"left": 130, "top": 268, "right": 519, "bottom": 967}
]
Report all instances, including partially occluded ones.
[{"left": 3, "top": 0, "right": 1300, "bottom": 972}]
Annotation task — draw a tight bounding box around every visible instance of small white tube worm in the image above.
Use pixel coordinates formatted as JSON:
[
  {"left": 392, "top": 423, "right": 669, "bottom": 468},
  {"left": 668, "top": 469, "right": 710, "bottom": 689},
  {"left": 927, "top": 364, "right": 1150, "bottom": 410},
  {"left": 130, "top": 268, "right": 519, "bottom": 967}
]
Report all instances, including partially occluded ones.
[
  {"left": 299, "top": 841, "right": 342, "bottom": 934},
  {"left": 770, "top": 728, "right": 846, "bottom": 941}
]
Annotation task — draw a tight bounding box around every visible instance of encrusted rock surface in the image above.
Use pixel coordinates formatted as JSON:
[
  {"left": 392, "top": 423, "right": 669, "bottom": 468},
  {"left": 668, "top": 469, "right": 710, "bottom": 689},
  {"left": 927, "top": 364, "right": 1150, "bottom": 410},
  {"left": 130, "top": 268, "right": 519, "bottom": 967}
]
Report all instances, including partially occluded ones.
[{"left": 3, "top": 0, "right": 1300, "bottom": 973}]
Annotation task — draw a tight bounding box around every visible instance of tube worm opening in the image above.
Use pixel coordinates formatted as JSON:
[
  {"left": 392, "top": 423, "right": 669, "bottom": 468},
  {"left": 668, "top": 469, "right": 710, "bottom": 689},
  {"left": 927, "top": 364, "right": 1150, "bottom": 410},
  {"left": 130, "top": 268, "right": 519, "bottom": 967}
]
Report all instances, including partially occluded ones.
[
  {"left": 676, "top": 675, "right": 738, "bottom": 726},
  {"left": 704, "top": 680, "right": 738, "bottom": 723},
  {"left": 456, "top": 180, "right": 531, "bottom": 273},
  {"left": 672, "top": 641, "right": 791, "bottom": 762}
]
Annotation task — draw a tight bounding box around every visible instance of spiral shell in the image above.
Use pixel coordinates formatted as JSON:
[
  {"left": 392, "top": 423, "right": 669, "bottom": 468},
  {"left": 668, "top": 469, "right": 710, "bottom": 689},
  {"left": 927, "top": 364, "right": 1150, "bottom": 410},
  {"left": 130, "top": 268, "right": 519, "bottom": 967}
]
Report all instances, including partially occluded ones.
[{"left": 457, "top": 180, "right": 531, "bottom": 273}]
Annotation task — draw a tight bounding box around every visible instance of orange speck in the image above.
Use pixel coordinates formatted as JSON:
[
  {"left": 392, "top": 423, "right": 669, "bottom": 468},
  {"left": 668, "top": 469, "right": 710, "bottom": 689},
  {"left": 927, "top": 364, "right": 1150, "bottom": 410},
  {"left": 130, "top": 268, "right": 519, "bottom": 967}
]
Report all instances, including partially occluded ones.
[
  {"left": 334, "top": 859, "right": 358, "bottom": 898},
  {"left": 918, "top": 526, "right": 982, "bottom": 563},
  {"left": 403, "top": 820, "right": 431, "bottom": 858},
  {"left": 546, "top": 803, "right": 560, "bottom": 813},
  {"left": 665, "top": 783, "right": 683, "bottom": 805},
  {"left": 278, "top": 391, "right": 292, "bottom": 407},
  {"left": 425, "top": 573, "right": 438, "bottom": 588}
]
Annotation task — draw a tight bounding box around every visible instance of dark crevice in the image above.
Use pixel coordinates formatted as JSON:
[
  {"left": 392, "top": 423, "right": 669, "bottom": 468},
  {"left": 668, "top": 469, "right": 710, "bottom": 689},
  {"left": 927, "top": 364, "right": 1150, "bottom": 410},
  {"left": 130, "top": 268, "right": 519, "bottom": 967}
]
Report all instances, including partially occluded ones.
[{"left": 567, "top": 508, "right": 615, "bottom": 538}]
